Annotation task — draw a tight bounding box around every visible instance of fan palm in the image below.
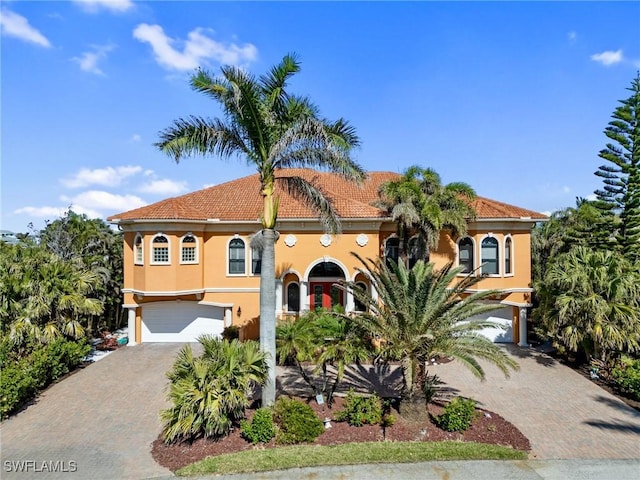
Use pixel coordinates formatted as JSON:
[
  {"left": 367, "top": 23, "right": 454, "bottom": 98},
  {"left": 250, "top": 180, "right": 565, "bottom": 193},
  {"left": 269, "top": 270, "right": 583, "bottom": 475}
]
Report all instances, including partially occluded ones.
[
  {"left": 376, "top": 165, "right": 476, "bottom": 261},
  {"left": 340, "top": 253, "right": 518, "bottom": 401},
  {"left": 156, "top": 54, "right": 364, "bottom": 405}
]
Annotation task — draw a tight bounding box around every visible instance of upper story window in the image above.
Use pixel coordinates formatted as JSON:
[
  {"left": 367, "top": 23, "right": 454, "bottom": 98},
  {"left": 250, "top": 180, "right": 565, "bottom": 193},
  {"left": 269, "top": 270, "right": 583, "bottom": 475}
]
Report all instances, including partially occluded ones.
[
  {"left": 286, "top": 282, "right": 300, "bottom": 312},
  {"left": 481, "top": 236, "right": 499, "bottom": 275},
  {"left": 251, "top": 247, "right": 262, "bottom": 275},
  {"left": 151, "top": 234, "right": 170, "bottom": 264},
  {"left": 228, "top": 238, "right": 246, "bottom": 274},
  {"left": 134, "top": 234, "right": 143, "bottom": 265},
  {"left": 180, "top": 234, "right": 198, "bottom": 264},
  {"left": 458, "top": 237, "right": 474, "bottom": 273},
  {"left": 384, "top": 237, "right": 400, "bottom": 268},
  {"left": 504, "top": 236, "right": 513, "bottom": 275}
]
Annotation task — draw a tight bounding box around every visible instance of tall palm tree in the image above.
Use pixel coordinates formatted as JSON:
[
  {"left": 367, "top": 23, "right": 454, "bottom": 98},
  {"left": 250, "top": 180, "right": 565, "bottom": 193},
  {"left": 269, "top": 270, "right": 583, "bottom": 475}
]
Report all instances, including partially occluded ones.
[
  {"left": 156, "top": 54, "right": 365, "bottom": 405},
  {"left": 339, "top": 253, "right": 518, "bottom": 401},
  {"left": 376, "top": 166, "right": 476, "bottom": 262}
]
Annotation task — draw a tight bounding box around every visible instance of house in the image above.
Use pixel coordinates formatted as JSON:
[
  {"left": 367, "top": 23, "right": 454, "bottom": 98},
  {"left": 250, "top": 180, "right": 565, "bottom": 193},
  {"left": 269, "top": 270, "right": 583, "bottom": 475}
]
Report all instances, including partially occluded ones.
[{"left": 107, "top": 169, "right": 547, "bottom": 346}]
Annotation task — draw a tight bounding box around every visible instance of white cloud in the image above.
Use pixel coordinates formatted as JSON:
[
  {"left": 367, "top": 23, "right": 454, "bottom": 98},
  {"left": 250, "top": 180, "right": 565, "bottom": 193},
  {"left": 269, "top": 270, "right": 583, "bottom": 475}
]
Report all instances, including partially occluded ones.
[
  {"left": 62, "top": 190, "right": 147, "bottom": 212},
  {"left": 133, "top": 23, "right": 258, "bottom": 71},
  {"left": 61, "top": 165, "right": 143, "bottom": 188},
  {"left": 541, "top": 210, "right": 552, "bottom": 217},
  {"left": 14, "top": 206, "right": 68, "bottom": 218},
  {"left": 139, "top": 179, "right": 188, "bottom": 195},
  {"left": 0, "top": 7, "right": 51, "bottom": 47},
  {"left": 72, "top": 43, "right": 115, "bottom": 75},
  {"left": 591, "top": 49, "right": 623, "bottom": 66},
  {"left": 72, "top": 0, "right": 134, "bottom": 13},
  {"left": 586, "top": 193, "right": 597, "bottom": 201}
]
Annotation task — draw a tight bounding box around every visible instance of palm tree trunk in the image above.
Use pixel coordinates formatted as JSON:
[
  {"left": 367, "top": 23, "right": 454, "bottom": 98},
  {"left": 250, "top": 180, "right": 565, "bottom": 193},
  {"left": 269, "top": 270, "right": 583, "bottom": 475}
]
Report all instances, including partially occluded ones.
[
  {"left": 260, "top": 228, "right": 277, "bottom": 406},
  {"left": 401, "top": 357, "right": 414, "bottom": 401}
]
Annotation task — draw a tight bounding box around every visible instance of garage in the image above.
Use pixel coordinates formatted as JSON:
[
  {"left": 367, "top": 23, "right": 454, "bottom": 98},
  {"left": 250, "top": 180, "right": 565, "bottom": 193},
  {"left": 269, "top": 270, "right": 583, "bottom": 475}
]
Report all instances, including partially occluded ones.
[
  {"left": 469, "top": 304, "right": 514, "bottom": 343},
  {"left": 141, "top": 302, "right": 225, "bottom": 342}
]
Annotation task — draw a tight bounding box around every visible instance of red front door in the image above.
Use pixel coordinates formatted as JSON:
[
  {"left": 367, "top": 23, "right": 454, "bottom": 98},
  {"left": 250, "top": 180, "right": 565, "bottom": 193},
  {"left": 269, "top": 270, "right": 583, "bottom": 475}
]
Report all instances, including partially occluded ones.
[{"left": 310, "top": 282, "right": 343, "bottom": 310}]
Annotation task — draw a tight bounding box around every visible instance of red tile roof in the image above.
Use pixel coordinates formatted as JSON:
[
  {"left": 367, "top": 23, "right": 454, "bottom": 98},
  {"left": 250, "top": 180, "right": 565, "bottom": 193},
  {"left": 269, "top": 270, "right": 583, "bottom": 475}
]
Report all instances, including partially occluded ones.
[{"left": 108, "top": 169, "right": 547, "bottom": 222}]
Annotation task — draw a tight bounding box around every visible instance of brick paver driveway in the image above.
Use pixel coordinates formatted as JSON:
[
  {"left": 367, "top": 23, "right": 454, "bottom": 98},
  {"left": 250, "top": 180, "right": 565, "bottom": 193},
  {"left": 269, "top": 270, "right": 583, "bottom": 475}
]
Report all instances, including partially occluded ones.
[
  {"left": 1, "top": 343, "right": 184, "bottom": 479},
  {"left": 430, "top": 345, "right": 640, "bottom": 459}
]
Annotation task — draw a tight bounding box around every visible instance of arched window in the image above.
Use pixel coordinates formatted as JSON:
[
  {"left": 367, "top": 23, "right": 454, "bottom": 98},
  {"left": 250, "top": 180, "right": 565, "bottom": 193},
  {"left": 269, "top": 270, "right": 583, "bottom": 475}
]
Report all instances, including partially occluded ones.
[
  {"left": 354, "top": 281, "right": 368, "bottom": 312},
  {"left": 481, "top": 237, "right": 499, "bottom": 275},
  {"left": 228, "top": 238, "right": 245, "bottom": 274},
  {"left": 286, "top": 283, "right": 300, "bottom": 312},
  {"left": 384, "top": 237, "right": 400, "bottom": 268},
  {"left": 504, "top": 236, "right": 513, "bottom": 275},
  {"left": 458, "top": 237, "right": 474, "bottom": 273},
  {"left": 151, "top": 234, "right": 170, "bottom": 264},
  {"left": 180, "top": 234, "right": 198, "bottom": 264},
  {"left": 134, "top": 234, "right": 143, "bottom": 265},
  {"left": 251, "top": 247, "right": 262, "bottom": 275}
]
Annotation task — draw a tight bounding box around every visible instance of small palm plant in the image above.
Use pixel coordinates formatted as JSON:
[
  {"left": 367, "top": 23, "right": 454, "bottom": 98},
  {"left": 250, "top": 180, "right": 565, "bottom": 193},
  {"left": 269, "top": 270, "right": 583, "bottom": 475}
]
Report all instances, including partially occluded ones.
[
  {"left": 161, "top": 335, "right": 268, "bottom": 443},
  {"left": 340, "top": 253, "right": 518, "bottom": 402}
]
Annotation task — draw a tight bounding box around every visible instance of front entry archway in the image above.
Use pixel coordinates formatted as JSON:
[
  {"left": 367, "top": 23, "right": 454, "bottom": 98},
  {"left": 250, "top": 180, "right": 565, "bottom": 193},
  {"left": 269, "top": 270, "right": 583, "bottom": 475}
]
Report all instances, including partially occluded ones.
[{"left": 308, "top": 261, "right": 345, "bottom": 310}]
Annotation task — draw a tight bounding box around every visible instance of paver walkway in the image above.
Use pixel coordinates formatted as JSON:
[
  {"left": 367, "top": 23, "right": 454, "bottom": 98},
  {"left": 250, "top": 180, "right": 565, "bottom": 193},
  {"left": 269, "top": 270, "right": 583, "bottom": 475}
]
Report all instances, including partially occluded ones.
[
  {"left": 1, "top": 343, "right": 184, "bottom": 479},
  {"left": 429, "top": 345, "right": 640, "bottom": 459}
]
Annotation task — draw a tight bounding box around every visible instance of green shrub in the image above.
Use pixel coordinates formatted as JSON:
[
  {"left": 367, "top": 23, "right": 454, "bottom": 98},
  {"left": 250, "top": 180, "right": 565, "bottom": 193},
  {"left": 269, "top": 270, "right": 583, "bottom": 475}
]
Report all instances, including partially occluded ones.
[
  {"left": 435, "top": 397, "right": 477, "bottom": 432},
  {"left": 334, "top": 389, "right": 382, "bottom": 426},
  {"left": 222, "top": 325, "right": 240, "bottom": 341},
  {"left": 273, "top": 397, "right": 324, "bottom": 444},
  {"left": 240, "top": 407, "right": 276, "bottom": 444},
  {"left": 612, "top": 356, "right": 640, "bottom": 401},
  {"left": 0, "top": 360, "right": 37, "bottom": 419}
]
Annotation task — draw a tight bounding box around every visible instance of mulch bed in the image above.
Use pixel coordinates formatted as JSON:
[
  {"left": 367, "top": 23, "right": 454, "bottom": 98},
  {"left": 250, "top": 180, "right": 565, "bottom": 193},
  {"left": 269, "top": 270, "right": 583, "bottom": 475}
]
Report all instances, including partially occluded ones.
[{"left": 152, "top": 395, "right": 531, "bottom": 472}]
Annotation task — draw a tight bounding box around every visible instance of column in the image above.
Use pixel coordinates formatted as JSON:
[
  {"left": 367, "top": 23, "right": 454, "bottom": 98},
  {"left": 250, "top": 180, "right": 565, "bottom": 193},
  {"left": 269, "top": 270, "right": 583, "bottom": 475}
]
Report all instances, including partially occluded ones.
[
  {"left": 127, "top": 308, "right": 137, "bottom": 346},
  {"left": 518, "top": 306, "right": 529, "bottom": 347}
]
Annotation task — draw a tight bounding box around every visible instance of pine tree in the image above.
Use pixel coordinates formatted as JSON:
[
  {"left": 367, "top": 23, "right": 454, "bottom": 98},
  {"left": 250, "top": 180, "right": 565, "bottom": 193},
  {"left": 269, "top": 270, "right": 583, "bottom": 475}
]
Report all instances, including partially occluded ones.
[{"left": 593, "top": 74, "right": 640, "bottom": 263}]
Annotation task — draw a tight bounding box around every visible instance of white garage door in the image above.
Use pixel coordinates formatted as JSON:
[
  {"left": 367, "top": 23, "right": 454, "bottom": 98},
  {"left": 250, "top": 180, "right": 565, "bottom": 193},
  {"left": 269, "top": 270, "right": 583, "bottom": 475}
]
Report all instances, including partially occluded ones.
[
  {"left": 469, "top": 305, "right": 514, "bottom": 343},
  {"left": 141, "top": 302, "right": 224, "bottom": 342}
]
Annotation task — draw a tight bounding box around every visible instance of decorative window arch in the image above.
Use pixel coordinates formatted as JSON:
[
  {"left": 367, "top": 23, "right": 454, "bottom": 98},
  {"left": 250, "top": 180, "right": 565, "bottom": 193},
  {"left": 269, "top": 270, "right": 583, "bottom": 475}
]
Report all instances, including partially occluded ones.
[
  {"left": 354, "top": 281, "right": 368, "bottom": 312},
  {"left": 180, "top": 233, "right": 198, "bottom": 264},
  {"left": 457, "top": 237, "right": 475, "bottom": 273},
  {"left": 481, "top": 236, "right": 499, "bottom": 275},
  {"left": 384, "top": 236, "right": 400, "bottom": 268},
  {"left": 504, "top": 235, "right": 513, "bottom": 276},
  {"left": 134, "top": 233, "right": 143, "bottom": 265},
  {"left": 151, "top": 233, "right": 170, "bottom": 264},
  {"left": 286, "top": 282, "right": 300, "bottom": 312},
  {"left": 228, "top": 237, "right": 246, "bottom": 275}
]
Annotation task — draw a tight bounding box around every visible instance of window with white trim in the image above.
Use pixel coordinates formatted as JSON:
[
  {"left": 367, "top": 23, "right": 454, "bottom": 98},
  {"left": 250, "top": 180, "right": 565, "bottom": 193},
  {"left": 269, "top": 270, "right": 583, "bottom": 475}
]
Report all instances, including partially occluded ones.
[
  {"left": 384, "top": 237, "right": 400, "bottom": 268},
  {"left": 286, "top": 282, "right": 300, "bottom": 312},
  {"left": 228, "top": 238, "right": 246, "bottom": 274},
  {"left": 134, "top": 234, "right": 143, "bottom": 265},
  {"left": 180, "top": 234, "right": 198, "bottom": 264},
  {"left": 504, "top": 236, "right": 513, "bottom": 275},
  {"left": 151, "top": 234, "right": 170, "bottom": 264},
  {"left": 481, "top": 237, "right": 499, "bottom": 275},
  {"left": 458, "top": 237, "right": 474, "bottom": 273}
]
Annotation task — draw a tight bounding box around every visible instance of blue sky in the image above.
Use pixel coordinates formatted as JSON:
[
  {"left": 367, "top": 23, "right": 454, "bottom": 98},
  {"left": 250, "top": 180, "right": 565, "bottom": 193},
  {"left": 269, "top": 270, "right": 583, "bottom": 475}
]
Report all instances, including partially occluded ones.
[{"left": 2, "top": 0, "right": 639, "bottom": 233}]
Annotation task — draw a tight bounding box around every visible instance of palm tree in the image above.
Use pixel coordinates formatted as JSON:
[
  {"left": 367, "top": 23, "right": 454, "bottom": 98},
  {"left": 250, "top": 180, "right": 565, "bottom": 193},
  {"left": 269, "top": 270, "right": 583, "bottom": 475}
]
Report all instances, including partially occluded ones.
[
  {"left": 536, "top": 246, "right": 640, "bottom": 366},
  {"left": 376, "top": 166, "right": 476, "bottom": 263},
  {"left": 156, "top": 54, "right": 364, "bottom": 405},
  {"left": 339, "top": 253, "right": 518, "bottom": 401},
  {"left": 161, "top": 335, "right": 268, "bottom": 443}
]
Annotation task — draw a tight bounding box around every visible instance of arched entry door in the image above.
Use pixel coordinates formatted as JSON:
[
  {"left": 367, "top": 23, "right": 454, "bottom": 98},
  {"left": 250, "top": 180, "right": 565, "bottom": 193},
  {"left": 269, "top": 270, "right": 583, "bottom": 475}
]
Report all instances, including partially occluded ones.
[{"left": 308, "top": 261, "right": 345, "bottom": 310}]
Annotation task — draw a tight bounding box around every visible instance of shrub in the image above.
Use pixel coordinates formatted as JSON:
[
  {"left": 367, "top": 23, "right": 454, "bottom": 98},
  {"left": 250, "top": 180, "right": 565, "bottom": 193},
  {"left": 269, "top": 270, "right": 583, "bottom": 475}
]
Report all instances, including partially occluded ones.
[
  {"left": 612, "top": 356, "right": 640, "bottom": 401},
  {"left": 435, "top": 397, "right": 477, "bottom": 432},
  {"left": 240, "top": 407, "right": 276, "bottom": 444},
  {"left": 273, "top": 397, "right": 324, "bottom": 444},
  {"left": 161, "top": 337, "right": 268, "bottom": 443},
  {"left": 334, "top": 389, "right": 382, "bottom": 426},
  {"left": 422, "top": 373, "right": 444, "bottom": 404},
  {"left": 222, "top": 325, "right": 240, "bottom": 341}
]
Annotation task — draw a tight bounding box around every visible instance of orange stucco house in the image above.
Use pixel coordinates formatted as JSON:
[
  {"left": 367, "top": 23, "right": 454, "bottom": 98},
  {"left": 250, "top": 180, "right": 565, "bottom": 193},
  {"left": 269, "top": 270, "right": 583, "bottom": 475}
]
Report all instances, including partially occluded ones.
[{"left": 108, "top": 169, "right": 547, "bottom": 346}]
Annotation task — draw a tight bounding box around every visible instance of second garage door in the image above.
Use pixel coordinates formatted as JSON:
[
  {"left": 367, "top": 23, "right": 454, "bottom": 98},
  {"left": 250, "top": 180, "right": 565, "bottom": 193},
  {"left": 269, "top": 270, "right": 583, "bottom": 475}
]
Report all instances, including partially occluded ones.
[{"left": 141, "top": 302, "right": 225, "bottom": 342}]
